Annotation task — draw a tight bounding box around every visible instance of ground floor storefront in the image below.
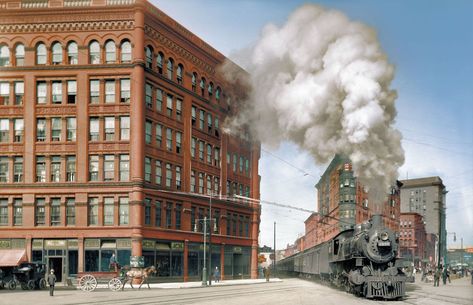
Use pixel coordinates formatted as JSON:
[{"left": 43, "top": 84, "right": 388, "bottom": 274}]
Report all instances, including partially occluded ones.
[{"left": 0, "top": 237, "right": 252, "bottom": 283}]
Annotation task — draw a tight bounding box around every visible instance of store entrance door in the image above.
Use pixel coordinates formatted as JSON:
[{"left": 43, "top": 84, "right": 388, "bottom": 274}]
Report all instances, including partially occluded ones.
[
  {"left": 48, "top": 257, "right": 63, "bottom": 282},
  {"left": 233, "top": 253, "right": 243, "bottom": 278}
]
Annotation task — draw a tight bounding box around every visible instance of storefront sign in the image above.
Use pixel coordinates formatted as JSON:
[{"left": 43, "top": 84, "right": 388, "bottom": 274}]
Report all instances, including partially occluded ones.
[
  {"left": 156, "top": 243, "right": 170, "bottom": 251},
  {"left": 233, "top": 247, "right": 242, "bottom": 253},
  {"left": 67, "top": 240, "right": 78, "bottom": 249},
  {"left": 142, "top": 240, "right": 155, "bottom": 250},
  {"left": 117, "top": 239, "right": 131, "bottom": 249},
  {"left": 84, "top": 239, "right": 100, "bottom": 248},
  {"left": 171, "top": 242, "right": 184, "bottom": 251},
  {"left": 0, "top": 239, "right": 11, "bottom": 249},
  {"left": 11, "top": 239, "right": 25, "bottom": 249},
  {"left": 130, "top": 255, "right": 144, "bottom": 268},
  {"left": 32, "top": 239, "right": 43, "bottom": 250},
  {"left": 45, "top": 240, "right": 66, "bottom": 249}
]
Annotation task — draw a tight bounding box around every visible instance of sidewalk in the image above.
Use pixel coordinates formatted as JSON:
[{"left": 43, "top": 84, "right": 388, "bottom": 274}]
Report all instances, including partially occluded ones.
[
  {"left": 411, "top": 273, "right": 473, "bottom": 299},
  {"left": 84, "top": 278, "right": 283, "bottom": 290}
]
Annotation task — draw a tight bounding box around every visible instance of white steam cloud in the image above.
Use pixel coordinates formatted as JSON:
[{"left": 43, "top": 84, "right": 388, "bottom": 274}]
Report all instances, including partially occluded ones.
[{"left": 222, "top": 4, "right": 404, "bottom": 202}]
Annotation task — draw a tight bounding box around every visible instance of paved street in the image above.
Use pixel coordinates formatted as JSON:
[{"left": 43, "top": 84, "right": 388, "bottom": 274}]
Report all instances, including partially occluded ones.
[{"left": 0, "top": 276, "right": 471, "bottom": 305}]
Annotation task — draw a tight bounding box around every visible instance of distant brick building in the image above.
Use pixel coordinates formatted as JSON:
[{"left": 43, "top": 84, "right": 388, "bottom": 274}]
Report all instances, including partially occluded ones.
[
  {"left": 0, "top": 0, "right": 260, "bottom": 283},
  {"left": 399, "top": 212, "right": 426, "bottom": 267},
  {"left": 303, "top": 155, "right": 401, "bottom": 250}
]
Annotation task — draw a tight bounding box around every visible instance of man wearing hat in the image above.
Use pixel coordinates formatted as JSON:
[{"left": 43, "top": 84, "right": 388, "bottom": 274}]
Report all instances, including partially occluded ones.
[{"left": 47, "top": 269, "right": 57, "bottom": 296}]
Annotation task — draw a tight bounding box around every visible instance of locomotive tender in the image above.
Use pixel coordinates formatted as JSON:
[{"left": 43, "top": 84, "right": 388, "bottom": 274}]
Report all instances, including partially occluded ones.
[{"left": 278, "top": 215, "right": 412, "bottom": 299}]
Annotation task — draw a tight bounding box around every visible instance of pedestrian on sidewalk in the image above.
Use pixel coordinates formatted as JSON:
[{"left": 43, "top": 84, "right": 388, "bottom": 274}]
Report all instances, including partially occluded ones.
[
  {"left": 446, "top": 267, "right": 451, "bottom": 283},
  {"left": 214, "top": 267, "right": 220, "bottom": 283},
  {"left": 264, "top": 267, "right": 271, "bottom": 282},
  {"left": 47, "top": 269, "right": 56, "bottom": 296},
  {"left": 442, "top": 267, "right": 447, "bottom": 285},
  {"left": 433, "top": 267, "right": 440, "bottom": 287}
]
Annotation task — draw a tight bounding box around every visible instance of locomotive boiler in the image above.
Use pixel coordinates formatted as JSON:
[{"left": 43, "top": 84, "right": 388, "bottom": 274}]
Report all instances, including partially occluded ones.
[{"left": 278, "top": 215, "right": 413, "bottom": 299}]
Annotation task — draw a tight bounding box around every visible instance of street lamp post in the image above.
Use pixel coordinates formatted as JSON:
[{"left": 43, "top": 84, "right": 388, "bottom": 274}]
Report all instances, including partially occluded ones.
[
  {"left": 194, "top": 194, "right": 217, "bottom": 286},
  {"left": 273, "top": 221, "right": 276, "bottom": 276},
  {"left": 194, "top": 216, "right": 208, "bottom": 286},
  {"left": 208, "top": 192, "right": 212, "bottom": 286}
]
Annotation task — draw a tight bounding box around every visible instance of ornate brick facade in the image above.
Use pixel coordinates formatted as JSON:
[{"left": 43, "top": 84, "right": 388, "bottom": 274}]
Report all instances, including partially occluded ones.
[{"left": 0, "top": 0, "right": 260, "bottom": 282}]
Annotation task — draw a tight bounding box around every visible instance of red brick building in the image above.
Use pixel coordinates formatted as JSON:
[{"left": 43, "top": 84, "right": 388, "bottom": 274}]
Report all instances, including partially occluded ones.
[
  {"left": 303, "top": 155, "right": 401, "bottom": 250},
  {"left": 399, "top": 213, "right": 427, "bottom": 267},
  {"left": 0, "top": 0, "right": 260, "bottom": 283}
]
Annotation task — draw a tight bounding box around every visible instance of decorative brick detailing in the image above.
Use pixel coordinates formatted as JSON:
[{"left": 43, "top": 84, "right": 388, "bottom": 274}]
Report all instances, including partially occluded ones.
[
  {"left": 144, "top": 25, "right": 215, "bottom": 75},
  {"left": 0, "top": 20, "right": 134, "bottom": 34},
  {"left": 21, "top": 0, "right": 48, "bottom": 9}
]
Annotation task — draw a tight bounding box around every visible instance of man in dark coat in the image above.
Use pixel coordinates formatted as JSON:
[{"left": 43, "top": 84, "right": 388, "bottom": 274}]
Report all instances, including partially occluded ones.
[
  {"left": 433, "top": 267, "right": 441, "bottom": 287},
  {"left": 47, "top": 269, "right": 57, "bottom": 296}
]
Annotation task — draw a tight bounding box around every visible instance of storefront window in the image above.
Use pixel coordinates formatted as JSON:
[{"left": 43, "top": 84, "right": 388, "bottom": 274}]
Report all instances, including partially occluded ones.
[
  {"left": 156, "top": 251, "right": 170, "bottom": 277},
  {"left": 101, "top": 249, "right": 114, "bottom": 272},
  {"left": 85, "top": 250, "right": 99, "bottom": 272},
  {"left": 171, "top": 252, "right": 183, "bottom": 276},
  {"left": 117, "top": 249, "right": 131, "bottom": 267},
  {"left": 32, "top": 250, "right": 44, "bottom": 263},
  {"left": 188, "top": 251, "right": 199, "bottom": 277},
  {"left": 143, "top": 250, "right": 155, "bottom": 268},
  {"left": 68, "top": 250, "right": 78, "bottom": 276}
]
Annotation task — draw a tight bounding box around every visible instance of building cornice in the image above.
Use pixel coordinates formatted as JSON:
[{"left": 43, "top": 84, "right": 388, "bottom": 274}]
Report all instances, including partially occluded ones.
[{"left": 0, "top": 18, "right": 134, "bottom": 34}]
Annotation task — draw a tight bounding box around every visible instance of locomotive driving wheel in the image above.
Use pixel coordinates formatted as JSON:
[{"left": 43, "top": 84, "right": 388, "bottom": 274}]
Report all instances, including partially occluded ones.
[{"left": 79, "top": 274, "right": 97, "bottom": 292}]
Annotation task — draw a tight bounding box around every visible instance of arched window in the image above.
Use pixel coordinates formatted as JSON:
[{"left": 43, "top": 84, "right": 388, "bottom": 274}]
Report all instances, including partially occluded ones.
[
  {"left": 156, "top": 52, "right": 164, "bottom": 74},
  {"left": 215, "top": 87, "right": 221, "bottom": 100},
  {"left": 120, "top": 40, "right": 131, "bottom": 63},
  {"left": 67, "top": 42, "right": 78, "bottom": 65},
  {"left": 192, "top": 72, "right": 197, "bottom": 92},
  {"left": 208, "top": 82, "right": 214, "bottom": 96},
  {"left": 145, "top": 46, "right": 152, "bottom": 68},
  {"left": 105, "top": 40, "right": 116, "bottom": 63},
  {"left": 36, "top": 43, "right": 47, "bottom": 65},
  {"left": 89, "top": 41, "right": 100, "bottom": 64},
  {"left": 200, "top": 77, "right": 206, "bottom": 96},
  {"left": 177, "top": 64, "right": 183, "bottom": 84},
  {"left": 52, "top": 42, "right": 63, "bottom": 64},
  {"left": 0, "top": 45, "right": 10, "bottom": 66},
  {"left": 166, "top": 58, "right": 174, "bottom": 80},
  {"left": 15, "top": 44, "right": 25, "bottom": 66}
]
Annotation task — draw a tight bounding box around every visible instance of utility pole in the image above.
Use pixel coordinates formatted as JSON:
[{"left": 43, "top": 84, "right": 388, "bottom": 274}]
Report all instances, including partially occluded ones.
[
  {"left": 202, "top": 216, "right": 207, "bottom": 286},
  {"left": 273, "top": 221, "right": 276, "bottom": 276},
  {"left": 208, "top": 192, "right": 212, "bottom": 286}
]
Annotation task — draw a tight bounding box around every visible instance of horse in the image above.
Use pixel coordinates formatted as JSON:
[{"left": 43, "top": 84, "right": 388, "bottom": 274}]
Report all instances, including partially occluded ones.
[{"left": 121, "top": 265, "right": 156, "bottom": 290}]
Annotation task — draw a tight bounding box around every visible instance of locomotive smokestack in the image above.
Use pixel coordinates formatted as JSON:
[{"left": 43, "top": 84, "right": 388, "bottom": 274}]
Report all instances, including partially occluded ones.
[{"left": 371, "top": 214, "right": 384, "bottom": 227}]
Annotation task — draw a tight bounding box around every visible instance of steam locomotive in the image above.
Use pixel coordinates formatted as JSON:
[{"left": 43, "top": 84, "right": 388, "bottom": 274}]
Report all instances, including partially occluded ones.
[{"left": 277, "top": 215, "right": 413, "bottom": 299}]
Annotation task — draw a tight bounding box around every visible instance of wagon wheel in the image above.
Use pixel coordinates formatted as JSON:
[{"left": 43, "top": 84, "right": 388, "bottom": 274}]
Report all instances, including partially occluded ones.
[
  {"left": 21, "top": 282, "right": 28, "bottom": 290},
  {"left": 8, "top": 280, "right": 16, "bottom": 290},
  {"left": 39, "top": 278, "right": 46, "bottom": 290},
  {"left": 79, "top": 274, "right": 97, "bottom": 292},
  {"left": 27, "top": 280, "right": 35, "bottom": 290},
  {"left": 108, "top": 278, "right": 122, "bottom": 292}
]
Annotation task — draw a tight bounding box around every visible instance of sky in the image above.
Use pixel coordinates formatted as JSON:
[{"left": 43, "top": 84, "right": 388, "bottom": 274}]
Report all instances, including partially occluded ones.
[{"left": 152, "top": 0, "right": 473, "bottom": 249}]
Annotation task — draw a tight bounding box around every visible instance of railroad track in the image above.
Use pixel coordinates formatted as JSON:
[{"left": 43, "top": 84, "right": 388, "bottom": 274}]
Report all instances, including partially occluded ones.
[{"left": 63, "top": 283, "right": 304, "bottom": 305}]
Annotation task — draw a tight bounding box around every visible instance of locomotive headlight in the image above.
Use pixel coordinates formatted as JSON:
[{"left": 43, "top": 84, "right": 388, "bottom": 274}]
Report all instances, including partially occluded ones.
[{"left": 380, "top": 232, "right": 389, "bottom": 241}]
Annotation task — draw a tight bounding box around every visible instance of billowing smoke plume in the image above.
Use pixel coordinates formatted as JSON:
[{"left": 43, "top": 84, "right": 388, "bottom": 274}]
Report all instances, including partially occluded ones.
[{"left": 221, "top": 4, "right": 404, "bottom": 203}]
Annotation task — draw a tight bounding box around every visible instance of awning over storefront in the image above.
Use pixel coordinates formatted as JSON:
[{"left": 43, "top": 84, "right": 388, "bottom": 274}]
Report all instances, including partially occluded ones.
[{"left": 0, "top": 249, "right": 27, "bottom": 267}]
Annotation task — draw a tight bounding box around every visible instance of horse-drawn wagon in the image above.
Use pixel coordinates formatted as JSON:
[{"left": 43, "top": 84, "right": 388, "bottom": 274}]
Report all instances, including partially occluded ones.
[{"left": 77, "top": 266, "right": 156, "bottom": 292}]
